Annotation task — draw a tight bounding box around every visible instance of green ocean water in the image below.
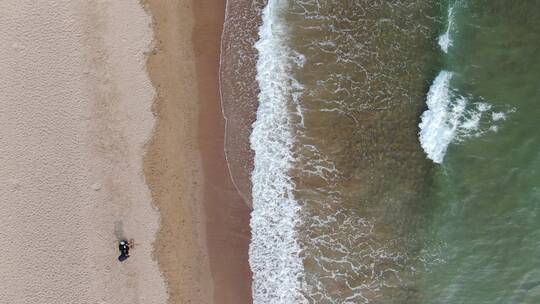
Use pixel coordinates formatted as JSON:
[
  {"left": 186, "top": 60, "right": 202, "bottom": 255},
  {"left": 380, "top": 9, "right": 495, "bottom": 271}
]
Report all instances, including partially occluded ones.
[{"left": 417, "top": 1, "right": 540, "bottom": 303}]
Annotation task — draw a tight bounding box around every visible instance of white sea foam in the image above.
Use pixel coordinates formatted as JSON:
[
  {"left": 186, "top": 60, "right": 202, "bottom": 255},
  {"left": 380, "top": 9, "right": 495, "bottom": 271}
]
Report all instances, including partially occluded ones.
[
  {"left": 492, "top": 112, "right": 507, "bottom": 121},
  {"left": 438, "top": 7, "right": 454, "bottom": 53},
  {"left": 419, "top": 72, "right": 513, "bottom": 163},
  {"left": 456, "top": 102, "right": 492, "bottom": 138},
  {"left": 249, "top": 0, "right": 307, "bottom": 303},
  {"left": 418, "top": 71, "right": 457, "bottom": 163},
  {"left": 421, "top": 5, "right": 518, "bottom": 164}
]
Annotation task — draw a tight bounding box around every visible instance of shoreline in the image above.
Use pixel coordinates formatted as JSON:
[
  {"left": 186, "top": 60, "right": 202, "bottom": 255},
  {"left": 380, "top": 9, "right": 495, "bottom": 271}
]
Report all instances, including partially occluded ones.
[
  {"left": 143, "top": 1, "right": 252, "bottom": 303},
  {"left": 219, "top": 0, "right": 265, "bottom": 208},
  {"left": 193, "top": 0, "right": 253, "bottom": 302}
]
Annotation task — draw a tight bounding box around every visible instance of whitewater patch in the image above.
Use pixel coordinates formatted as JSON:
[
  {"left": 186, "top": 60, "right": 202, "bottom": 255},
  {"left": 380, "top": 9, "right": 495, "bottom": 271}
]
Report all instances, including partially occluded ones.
[
  {"left": 249, "top": 0, "right": 307, "bottom": 303},
  {"left": 418, "top": 71, "right": 456, "bottom": 163},
  {"left": 422, "top": 4, "right": 518, "bottom": 164},
  {"left": 419, "top": 71, "right": 513, "bottom": 164},
  {"left": 438, "top": 7, "right": 454, "bottom": 53}
]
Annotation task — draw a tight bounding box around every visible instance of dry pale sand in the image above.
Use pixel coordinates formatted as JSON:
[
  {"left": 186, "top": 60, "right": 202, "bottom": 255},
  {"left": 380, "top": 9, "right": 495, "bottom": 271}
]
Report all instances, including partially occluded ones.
[
  {"left": 0, "top": 1, "right": 167, "bottom": 303},
  {"left": 144, "top": 0, "right": 252, "bottom": 303}
]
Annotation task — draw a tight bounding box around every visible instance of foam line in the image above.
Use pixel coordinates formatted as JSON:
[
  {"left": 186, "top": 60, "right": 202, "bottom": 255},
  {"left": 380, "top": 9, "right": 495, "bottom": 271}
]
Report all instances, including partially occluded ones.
[{"left": 249, "top": 0, "right": 307, "bottom": 302}]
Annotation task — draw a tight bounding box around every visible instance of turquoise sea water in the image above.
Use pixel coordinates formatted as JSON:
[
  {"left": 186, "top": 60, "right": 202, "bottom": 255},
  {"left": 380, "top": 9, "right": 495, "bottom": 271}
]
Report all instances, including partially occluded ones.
[{"left": 417, "top": 1, "right": 540, "bottom": 303}]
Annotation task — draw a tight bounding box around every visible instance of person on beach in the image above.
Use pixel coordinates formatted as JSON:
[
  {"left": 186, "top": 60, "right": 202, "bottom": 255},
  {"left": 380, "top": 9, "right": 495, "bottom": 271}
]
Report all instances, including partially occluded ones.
[{"left": 118, "top": 240, "right": 133, "bottom": 262}]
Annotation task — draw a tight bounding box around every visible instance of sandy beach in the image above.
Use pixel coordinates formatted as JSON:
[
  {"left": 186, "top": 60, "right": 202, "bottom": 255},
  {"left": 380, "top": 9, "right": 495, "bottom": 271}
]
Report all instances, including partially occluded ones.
[
  {"left": 0, "top": 0, "right": 166, "bottom": 303},
  {"left": 0, "top": 0, "right": 251, "bottom": 303},
  {"left": 144, "top": 0, "right": 252, "bottom": 303}
]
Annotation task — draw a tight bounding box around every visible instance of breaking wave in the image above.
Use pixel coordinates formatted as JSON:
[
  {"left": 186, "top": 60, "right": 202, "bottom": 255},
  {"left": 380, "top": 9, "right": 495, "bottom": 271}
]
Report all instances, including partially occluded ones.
[
  {"left": 249, "top": 0, "right": 307, "bottom": 303},
  {"left": 419, "top": 4, "right": 514, "bottom": 164},
  {"left": 419, "top": 71, "right": 514, "bottom": 164},
  {"left": 438, "top": 7, "right": 454, "bottom": 53},
  {"left": 418, "top": 71, "right": 458, "bottom": 164}
]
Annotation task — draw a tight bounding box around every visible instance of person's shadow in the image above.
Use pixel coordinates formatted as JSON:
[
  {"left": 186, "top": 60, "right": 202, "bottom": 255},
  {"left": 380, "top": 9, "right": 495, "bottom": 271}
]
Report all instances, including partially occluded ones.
[{"left": 114, "top": 221, "right": 125, "bottom": 240}]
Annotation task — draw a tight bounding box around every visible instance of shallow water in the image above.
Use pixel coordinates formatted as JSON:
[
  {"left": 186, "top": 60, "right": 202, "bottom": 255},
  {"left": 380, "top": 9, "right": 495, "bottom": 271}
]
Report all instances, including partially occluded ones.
[{"left": 244, "top": 0, "right": 440, "bottom": 302}]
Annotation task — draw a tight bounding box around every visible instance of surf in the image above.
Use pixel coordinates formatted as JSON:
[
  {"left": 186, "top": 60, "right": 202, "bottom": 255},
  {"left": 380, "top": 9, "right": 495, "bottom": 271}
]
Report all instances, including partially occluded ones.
[
  {"left": 249, "top": 0, "right": 307, "bottom": 302},
  {"left": 418, "top": 3, "right": 512, "bottom": 164},
  {"left": 438, "top": 6, "right": 454, "bottom": 53}
]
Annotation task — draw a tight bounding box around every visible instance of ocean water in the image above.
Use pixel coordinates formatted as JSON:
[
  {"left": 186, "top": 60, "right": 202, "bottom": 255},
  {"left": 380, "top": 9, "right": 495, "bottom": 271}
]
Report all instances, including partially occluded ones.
[
  {"left": 417, "top": 1, "right": 540, "bottom": 303},
  {"left": 221, "top": 0, "right": 540, "bottom": 303}
]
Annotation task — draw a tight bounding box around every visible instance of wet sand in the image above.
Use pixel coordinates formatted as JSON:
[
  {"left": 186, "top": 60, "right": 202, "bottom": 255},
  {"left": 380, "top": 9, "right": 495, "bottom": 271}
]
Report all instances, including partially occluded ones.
[
  {"left": 220, "top": 0, "right": 265, "bottom": 208},
  {"left": 194, "top": 1, "right": 253, "bottom": 303},
  {"left": 144, "top": 0, "right": 252, "bottom": 303}
]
